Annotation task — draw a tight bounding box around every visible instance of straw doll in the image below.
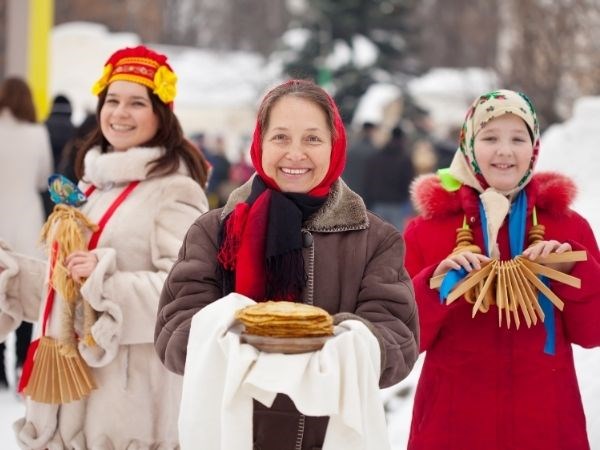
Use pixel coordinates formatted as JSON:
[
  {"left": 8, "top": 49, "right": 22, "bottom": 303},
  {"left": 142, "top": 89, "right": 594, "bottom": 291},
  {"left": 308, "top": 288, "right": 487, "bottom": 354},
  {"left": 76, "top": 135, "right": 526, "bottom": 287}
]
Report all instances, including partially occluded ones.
[{"left": 19, "top": 174, "right": 99, "bottom": 403}]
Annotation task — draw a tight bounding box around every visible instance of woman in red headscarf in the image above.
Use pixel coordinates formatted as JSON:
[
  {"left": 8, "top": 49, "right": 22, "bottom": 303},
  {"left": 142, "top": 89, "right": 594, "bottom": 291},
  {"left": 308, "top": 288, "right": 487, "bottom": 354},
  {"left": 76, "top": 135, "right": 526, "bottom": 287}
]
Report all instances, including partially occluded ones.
[{"left": 155, "top": 79, "right": 419, "bottom": 450}]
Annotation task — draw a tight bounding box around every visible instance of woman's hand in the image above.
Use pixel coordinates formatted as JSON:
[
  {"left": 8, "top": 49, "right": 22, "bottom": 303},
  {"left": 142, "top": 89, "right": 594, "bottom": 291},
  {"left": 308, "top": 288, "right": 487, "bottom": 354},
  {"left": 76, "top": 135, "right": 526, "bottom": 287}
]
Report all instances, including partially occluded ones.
[
  {"left": 65, "top": 251, "right": 98, "bottom": 283},
  {"left": 522, "top": 240, "right": 574, "bottom": 273},
  {"left": 433, "top": 251, "right": 491, "bottom": 277}
]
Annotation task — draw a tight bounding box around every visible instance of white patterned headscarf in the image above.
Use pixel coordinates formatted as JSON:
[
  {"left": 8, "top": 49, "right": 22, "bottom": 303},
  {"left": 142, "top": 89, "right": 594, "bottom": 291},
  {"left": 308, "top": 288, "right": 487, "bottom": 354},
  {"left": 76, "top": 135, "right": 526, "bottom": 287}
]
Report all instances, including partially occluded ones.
[{"left": 448, "top": 89, "right": 540, "bottom": 257}]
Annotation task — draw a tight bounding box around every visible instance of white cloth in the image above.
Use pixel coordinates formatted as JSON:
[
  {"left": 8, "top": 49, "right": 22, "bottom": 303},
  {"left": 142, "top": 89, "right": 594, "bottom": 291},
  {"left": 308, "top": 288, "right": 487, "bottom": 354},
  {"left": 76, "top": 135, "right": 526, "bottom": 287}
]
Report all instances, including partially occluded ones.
[{"left": 179, "top": 293, "right": 390, "bottom": 450}]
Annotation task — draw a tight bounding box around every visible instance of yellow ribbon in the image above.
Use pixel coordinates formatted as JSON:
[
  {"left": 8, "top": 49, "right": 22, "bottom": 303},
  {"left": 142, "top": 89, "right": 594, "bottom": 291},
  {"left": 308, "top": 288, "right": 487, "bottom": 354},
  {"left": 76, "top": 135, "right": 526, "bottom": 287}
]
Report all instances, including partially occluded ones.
[
  {"left": 91, "top": 64, "right": 113, "bottom": 96},
  {"left": 153, "top": 65, "right": 177, "bottom": 104}
]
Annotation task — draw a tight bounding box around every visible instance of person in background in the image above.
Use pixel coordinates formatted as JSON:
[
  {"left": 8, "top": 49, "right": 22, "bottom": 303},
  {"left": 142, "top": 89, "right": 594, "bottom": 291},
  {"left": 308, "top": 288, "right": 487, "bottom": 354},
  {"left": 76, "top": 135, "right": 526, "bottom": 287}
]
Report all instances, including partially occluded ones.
[
  {"left": 216, "top": 143, "right": 255, "bottom": 205},
  {"left": 42, "top": 94, "right": 77, "bottom": 216},
  {"left": 433, "top": 125, "right": 461, "bottom": 170},
  {"left": 404, "top": 89, "right": 600, "bottom": 450},
  {"left": 45, "top": 94, "right": 76, "bottom": 172},
  {"left": 58, "top": 113, "right": 97, "bottom": 182},
  {"left": 228, "top": 143, "right": 255, "bottom": 187},
  {"left": 206, "top": 134, "right": 231, "bottom": 208},
  {"left": 0, "top": 77, "right": 52, "bottom": 389},
  {"left": 155, "top": 79, "right": 419, "bottom": 450},
  {"left": 406, "top": 107, "right": 439, "bottom": 175},
  {"left": 364, "top": 125, "right": 415, "bottom": 231},
  {"left": 343, "top": 121, "right": 378, "bottom": 198},
  {"left": 0, "top": 45, "right": 209, "bottom": 449}
]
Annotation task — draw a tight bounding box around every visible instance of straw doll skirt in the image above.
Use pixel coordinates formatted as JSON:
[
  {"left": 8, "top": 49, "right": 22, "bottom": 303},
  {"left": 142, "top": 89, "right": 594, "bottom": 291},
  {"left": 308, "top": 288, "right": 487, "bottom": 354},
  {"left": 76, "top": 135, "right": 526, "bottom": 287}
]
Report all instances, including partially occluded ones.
[{"left": 14, "top": 343, "right": 182, "bottom": 450}]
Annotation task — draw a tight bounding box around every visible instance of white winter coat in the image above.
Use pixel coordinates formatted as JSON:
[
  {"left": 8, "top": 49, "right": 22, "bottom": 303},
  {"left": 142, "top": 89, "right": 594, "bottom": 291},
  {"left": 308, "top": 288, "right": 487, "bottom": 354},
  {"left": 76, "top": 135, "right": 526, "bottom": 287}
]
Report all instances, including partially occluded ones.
[
  {"left": 0, "top": 146, "right": 208, "bottom": 449},
  {"left": 0, "top": 109, "right": 52, "bottom": 257}
]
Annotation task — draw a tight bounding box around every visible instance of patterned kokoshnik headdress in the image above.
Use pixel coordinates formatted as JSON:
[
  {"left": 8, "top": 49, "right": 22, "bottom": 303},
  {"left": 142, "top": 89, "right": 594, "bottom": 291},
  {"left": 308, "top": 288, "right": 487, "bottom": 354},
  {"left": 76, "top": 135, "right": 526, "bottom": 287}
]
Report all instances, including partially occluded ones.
[{"left": 91, "top": 45, "right": 177, "bottom": 107}]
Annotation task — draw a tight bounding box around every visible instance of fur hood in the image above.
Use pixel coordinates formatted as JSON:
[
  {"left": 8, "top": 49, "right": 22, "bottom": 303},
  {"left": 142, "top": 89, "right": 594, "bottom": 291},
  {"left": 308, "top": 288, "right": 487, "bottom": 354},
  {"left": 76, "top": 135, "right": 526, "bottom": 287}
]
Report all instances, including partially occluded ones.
[
  {"left": 410, "top": 171, "right": 577, "bottom": 220},
  {"left": 221, "top": 175, "right": 369, "bottom": 232}
]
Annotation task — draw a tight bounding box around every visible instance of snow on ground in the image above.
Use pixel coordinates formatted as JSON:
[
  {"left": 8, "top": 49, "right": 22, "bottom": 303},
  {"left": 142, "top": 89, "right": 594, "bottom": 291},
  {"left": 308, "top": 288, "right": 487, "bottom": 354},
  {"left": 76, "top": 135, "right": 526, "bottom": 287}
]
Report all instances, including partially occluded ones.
[
  {"left": 0, "top": 334, "right": 25, "bottom": 450},
  {"left": 0, "top": 392, "right": 24, "bottom": 450}
]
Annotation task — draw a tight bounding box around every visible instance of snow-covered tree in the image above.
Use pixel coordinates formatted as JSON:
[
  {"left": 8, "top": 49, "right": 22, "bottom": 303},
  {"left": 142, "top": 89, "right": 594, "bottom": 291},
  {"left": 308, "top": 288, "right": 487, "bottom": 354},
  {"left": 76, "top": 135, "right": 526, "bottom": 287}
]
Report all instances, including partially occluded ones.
[{"left": 280, "top": 0, "right": 421, "bottom": 122}]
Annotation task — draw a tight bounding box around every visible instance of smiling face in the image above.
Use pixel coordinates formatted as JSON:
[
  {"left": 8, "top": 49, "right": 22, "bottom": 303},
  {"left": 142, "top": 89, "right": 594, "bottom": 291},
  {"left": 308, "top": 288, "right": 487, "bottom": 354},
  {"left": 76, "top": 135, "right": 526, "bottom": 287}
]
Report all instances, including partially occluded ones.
[
  {"left": 474, "top": 114, "right": 534, "bottom": 191},
  {"left": 261, "top": 95, "right": 332, "bottom": 193},
  {"left": 100, "top": 80, "right": 159, "bottom": 151}
]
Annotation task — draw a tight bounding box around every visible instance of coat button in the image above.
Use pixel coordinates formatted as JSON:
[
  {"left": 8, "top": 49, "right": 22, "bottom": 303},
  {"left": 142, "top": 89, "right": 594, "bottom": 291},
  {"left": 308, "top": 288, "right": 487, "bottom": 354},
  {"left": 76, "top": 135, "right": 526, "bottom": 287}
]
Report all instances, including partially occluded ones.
[
  {"left": 302, "top": 232, "right": 313, "bottom": 248},
  {"left": 470, "top": 216, "right": 476, "bottom": 223}
]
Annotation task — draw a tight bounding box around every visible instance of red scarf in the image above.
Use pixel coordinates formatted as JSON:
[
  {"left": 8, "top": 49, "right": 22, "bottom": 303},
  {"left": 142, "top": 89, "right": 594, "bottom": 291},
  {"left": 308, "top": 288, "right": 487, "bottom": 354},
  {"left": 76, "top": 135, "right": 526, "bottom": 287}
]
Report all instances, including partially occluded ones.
[{"left": 218, "top": 85, "right": 346, "bottom": 301}]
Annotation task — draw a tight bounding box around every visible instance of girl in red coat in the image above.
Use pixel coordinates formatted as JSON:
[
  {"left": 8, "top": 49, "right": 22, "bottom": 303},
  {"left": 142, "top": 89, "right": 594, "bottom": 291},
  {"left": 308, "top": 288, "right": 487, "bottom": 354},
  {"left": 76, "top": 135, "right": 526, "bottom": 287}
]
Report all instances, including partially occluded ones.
[{"left": 404, "top": 89, "right": 600, "bottom": 450}]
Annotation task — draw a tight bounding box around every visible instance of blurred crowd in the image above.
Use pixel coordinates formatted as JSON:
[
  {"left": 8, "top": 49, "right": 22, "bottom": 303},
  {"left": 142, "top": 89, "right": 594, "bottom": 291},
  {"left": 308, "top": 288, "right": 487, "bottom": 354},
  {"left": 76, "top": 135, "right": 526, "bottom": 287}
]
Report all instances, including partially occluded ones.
[{"left": 343, "top": 110, "right": 459, "bottom": 232}]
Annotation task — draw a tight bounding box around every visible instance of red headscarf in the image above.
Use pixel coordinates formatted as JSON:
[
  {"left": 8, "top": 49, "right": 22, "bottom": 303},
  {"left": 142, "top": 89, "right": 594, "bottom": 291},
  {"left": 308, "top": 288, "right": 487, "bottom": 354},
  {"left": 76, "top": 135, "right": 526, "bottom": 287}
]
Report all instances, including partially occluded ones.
[
  {"left": 249, "top": 80, "right": 347, "bottom": 197},
  {"left": 218, "top": 80, "right": 347, "bottom": 301}
]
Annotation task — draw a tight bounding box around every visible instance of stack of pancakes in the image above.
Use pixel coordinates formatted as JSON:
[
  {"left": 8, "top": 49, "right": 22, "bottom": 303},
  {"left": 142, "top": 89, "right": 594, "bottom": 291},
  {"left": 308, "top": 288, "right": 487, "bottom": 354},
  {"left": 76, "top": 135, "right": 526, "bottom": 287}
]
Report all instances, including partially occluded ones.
[{"left": 235, "top": 301, "right": 333, "bottom": 338}]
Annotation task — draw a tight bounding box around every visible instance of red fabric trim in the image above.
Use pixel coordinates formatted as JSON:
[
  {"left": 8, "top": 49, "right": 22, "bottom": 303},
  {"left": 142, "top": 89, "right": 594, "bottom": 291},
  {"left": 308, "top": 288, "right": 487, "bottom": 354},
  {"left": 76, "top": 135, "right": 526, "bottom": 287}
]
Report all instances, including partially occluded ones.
[
  {"left": 87, "top": 181, "right": 140, "bottom": 250},
  {"left": 84, "top": 185, "right": 96, "bottom": 197},
  {"left": 234, "top": 190, "right": 271, "bottom": 299},
  {"left": 17, "top": 338, "right": 39, "bottom": 393}
]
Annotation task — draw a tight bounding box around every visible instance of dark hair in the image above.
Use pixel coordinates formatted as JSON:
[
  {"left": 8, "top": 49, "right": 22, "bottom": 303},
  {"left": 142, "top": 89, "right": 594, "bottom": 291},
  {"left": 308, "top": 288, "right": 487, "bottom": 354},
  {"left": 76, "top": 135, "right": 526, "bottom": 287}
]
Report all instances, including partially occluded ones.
[
  {"left": 391, "top": 125, "right": 404, "bottom": 139},
  {"left": 50, "top": 94, "right": 73, "bottom": 116},
  {"left": 362, "top": 122, "right": 377, "bottom": 131},
  {"left": 75, "top": 86, "right": 209, "bottom": 187},
  {"left": 0, "top": 77, "right": 37, "bottom": 123},
  {"left": 257, "top": 79, "right": 337, "bottom": 140}
]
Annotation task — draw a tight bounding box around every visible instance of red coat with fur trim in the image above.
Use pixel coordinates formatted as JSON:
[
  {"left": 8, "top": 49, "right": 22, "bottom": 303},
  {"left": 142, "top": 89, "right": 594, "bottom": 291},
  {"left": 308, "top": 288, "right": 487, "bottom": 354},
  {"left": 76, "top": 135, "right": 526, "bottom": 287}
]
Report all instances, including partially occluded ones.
[{"left": 404, "top": 172, "right": 600, "bottom": 450}]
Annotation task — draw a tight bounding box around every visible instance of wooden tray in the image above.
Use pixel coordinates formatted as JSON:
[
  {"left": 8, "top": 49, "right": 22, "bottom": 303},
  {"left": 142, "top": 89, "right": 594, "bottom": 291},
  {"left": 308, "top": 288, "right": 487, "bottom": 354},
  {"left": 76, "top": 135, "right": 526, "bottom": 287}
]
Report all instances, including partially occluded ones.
[{"left": 240, "top": 332, "right": 330, "bottom": 354}]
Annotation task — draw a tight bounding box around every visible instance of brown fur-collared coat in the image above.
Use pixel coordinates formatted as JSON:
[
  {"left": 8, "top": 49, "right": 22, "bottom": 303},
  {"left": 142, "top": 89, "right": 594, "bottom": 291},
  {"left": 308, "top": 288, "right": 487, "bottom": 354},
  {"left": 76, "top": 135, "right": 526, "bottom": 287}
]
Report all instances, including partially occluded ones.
[{"left": 155, "top": 176, "right": 419, "bottom": 450}]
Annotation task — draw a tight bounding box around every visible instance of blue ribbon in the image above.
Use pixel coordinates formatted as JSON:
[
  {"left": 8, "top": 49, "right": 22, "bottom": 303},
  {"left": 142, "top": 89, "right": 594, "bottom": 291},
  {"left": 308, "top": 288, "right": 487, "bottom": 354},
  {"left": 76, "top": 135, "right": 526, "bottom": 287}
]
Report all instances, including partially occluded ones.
[
  {"left": 439, "top": 267, "right": 468, "bottom": 303},
  {"left": 539, "top": 282, "right": 556, "bottom": 355},
  {"left": 440, "top": 190, "right": 556, "bottom": 354}
]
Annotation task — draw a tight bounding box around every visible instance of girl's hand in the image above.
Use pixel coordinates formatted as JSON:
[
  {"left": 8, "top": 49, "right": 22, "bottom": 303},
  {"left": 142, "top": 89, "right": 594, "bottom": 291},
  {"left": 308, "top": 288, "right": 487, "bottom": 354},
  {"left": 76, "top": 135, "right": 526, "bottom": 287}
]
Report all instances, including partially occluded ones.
[
  {"left": 522, "top": 240, "right": 574, "bottom": 273},
  {"left": 433, "top": 251, "right": 491, "bottom": 277},
  {"left": 65, "top": 251, "right": 98, "bottom": 283}
]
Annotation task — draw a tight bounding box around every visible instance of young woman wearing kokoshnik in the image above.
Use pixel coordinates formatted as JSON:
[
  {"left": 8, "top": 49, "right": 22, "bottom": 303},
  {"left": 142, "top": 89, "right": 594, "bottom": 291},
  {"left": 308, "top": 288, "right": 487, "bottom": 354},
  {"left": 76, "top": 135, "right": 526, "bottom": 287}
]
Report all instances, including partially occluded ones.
[
  {"left": 404, "top": 89, "right": 600, "bottom": 450},
  {"left": 0, "top": 45, "right": 209, "bottom": 449}
]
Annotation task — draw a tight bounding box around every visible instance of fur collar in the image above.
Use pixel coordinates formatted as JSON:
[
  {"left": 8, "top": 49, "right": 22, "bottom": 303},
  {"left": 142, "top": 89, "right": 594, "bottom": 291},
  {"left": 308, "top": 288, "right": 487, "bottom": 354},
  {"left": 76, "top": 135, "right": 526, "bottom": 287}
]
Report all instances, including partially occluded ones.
[
  {"left": 83, "top": 146, "right": 172, "bottom": 188},
  {"left": 221, "top": 175, "right": 369, "bottom": 232},
  {"left": 411, "top": 171, "right": 577, "bottom": 219}
]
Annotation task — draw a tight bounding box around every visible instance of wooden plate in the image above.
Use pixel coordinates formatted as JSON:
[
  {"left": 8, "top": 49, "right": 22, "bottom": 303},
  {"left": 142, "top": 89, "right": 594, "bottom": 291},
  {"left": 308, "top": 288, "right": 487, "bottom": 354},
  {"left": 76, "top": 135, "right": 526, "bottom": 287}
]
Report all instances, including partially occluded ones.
[{"left": 240, "top": 332, "right": 330, "bottom": 354}]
